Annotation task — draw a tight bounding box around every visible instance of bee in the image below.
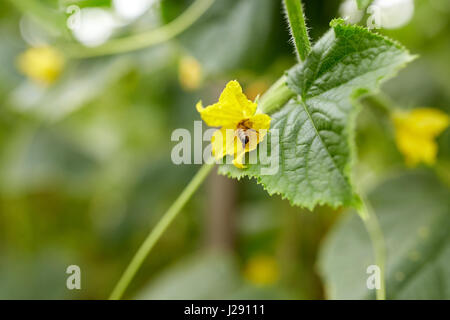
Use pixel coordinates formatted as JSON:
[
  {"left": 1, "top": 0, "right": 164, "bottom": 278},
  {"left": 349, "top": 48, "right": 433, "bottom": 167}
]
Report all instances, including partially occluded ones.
[{"left": 236, "top": 120, "right": 257, "bottom": 148}]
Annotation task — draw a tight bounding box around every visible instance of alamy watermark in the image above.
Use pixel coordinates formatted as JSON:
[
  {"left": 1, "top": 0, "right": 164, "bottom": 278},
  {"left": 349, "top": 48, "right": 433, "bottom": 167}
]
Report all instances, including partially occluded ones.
[
  {"left": 366, "top": 5, "right": 382, "bottom": 30},
  {"left": 65, "top": 5, "right": 81, "bottom": 30},
  {"left": 366, "top": 265, "right": 381, "bottom": 290},
  {"left": 66, "top": 265, "right": 81, "bottom": 290}
]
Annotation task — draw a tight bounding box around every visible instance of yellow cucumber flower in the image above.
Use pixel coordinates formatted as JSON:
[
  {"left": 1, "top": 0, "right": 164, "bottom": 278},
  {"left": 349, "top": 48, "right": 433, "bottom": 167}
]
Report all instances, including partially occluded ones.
[
  {"left": 196, "top": 80, "right": 271, "bottom": 168},
  {"left": 17, "top": 46, "right": 64, "bottom": 85},
  {"left": 178, "top": 56, "right": 203, "bottom": 91},
  {"left": 243, "top": 254, "right": 279, "bottom": 287},
  {"left": 392, "top": 108, "right": 449, "bottom": 167}
]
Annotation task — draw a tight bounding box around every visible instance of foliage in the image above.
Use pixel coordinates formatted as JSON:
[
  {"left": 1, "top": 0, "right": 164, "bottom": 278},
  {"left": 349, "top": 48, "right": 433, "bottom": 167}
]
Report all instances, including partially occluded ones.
[
  {"left": 0, "top": 0, "right": 449, "bottom": 300},
  {"left": 319, "top": 171, "right": 450, "bottom": 299},
  {"left": 220, "top": 20, "right": 414, "bottom": 210}
]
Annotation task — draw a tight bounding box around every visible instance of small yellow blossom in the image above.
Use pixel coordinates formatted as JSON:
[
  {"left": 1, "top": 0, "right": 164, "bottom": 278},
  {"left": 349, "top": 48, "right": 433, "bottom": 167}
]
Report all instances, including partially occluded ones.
[
  {"left": 17, "top": 46, "right": 64, "bottom": 85},
  {"left": 196, "top": 80, "right": 271, "bottom": 168},
  {"left": 245, "top": 80, "right": 270, "bottom": 101},
  {"left": 178, "top": 56, "right": 202, "bottom": 91},
  {"left": 243, "top": 255, "right": 279, "bottom": 287},
  {"left": 392, "top": 108, "right": 449, "bottom": 167}
]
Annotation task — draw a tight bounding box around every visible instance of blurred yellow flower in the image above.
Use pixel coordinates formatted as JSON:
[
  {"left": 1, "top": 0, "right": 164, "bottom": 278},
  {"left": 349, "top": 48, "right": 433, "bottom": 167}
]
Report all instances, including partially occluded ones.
[
  {"left": 245, "top": 80, "right": 270, "bottom": 102},
  {"left": 17, "top": 46, "right": 64, "bottom": 85},
  {"left": 178, "top": 56, "right": 202, "bottom": 91},
  {"left": 196, "top": 80, "right": 271, "bottom": 168},
  {"left": 392, "top": 108, "right": 449, "bottom": 167},
  {"left": 243, "top": 254, "right": 279, "bottom": 287}
]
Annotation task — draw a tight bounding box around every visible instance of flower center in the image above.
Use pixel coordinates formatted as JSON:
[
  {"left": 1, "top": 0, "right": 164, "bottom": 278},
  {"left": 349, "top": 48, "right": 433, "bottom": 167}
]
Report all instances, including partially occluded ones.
[{"left": 236, "top": 119, "right": 255, "bottom": 148}]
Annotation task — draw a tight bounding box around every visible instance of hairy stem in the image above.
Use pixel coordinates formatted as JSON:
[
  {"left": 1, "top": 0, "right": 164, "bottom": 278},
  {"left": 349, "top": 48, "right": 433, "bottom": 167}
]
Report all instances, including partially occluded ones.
[
  {"left": 109, "top": 162, "right": 215, "bottom": 300},
  {"left": 356, "top": 197, "right": 387, "bottom": 300},
  {"left": 65, "top": 0, "right": 215, "bottom": 58},
  {"left": 283, "top": 0, "right": 311, "bottom": 61}
]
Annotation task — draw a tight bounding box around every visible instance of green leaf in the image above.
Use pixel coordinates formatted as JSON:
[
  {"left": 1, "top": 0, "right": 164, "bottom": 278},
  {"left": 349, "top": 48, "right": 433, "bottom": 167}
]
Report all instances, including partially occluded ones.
[
  {"left": 135, "top": 252, "right": 241, "bottom": 299},
  {"left": 318, "top": 171, "right": 450, "bottom": 299},
  {"left": 219, "top": 20, "right": 414, "bottom": 210}
]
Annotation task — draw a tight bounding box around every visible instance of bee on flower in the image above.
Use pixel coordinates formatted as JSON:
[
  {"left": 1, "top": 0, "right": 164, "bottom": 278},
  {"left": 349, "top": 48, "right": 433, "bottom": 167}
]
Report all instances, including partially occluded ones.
[
  {"left": 196, "top": 80, "right": 271, "bottom": 168},
  {"left": 392, "top": 108, "right": 449, "bottom": 167}
]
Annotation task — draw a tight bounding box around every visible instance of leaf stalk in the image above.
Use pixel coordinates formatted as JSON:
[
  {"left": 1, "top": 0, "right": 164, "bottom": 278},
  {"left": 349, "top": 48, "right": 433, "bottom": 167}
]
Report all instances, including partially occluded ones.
[
  {"left": 283, "top": 0, "right": 312, "bottom": 61},
  {"left": 109, "top": 162, "right": 215, "bottom": 300},
  {"left": 356, "top": 197, "right": 387, "bottom": 300},
  {"left": 64, "top": 0, "right": 215, "bottom": 58}
]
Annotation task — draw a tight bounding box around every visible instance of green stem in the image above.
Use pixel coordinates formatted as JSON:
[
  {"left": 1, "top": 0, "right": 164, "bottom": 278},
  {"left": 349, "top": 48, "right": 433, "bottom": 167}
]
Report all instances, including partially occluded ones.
[
  {"left": 257, "top": 76, "right": 296, "bottom": 114},
  {"left": 356, "top": 197, "right": 386, "bottom": 300},
  {"left": 64, "top": 0, "right": 215, "bottom": 58},
  {"left": 109, "top": 162, "right": 215, "bottom": 300},
  {"left": 283, "top": 0, "right": 311, "bottom": 61}
]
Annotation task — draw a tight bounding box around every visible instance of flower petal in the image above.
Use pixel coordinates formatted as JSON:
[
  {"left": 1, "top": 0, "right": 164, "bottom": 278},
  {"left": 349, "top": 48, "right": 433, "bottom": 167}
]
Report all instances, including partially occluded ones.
[
  {"left": 393, "top": 108, "right": 449, "bottom": 166},
  {"left": 196, "top": 80, "right": 257, "bottom": 128},
  {"left": 395, "top": 130, "right": 437, "bottom": 167},
  {"left": 218, "top": 80, "right": 257, "bottom": 118},
  {"left": 393, "top": 108, "right": 449, "bottom": 138},
  {"left": 249, "top": 113, "right": 271, "bottom": 131},
  {"left": 232, "top": 144, "right": 246, "bottom": 169},
  {"left": 211, "top": 128, "right": 236, "bottom": 160}
]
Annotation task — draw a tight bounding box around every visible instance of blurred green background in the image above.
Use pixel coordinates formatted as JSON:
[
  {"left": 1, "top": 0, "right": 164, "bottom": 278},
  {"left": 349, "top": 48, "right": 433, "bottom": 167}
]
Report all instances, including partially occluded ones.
[{"left": 0, "top": 0, "right": 449, "bottom": 299}]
